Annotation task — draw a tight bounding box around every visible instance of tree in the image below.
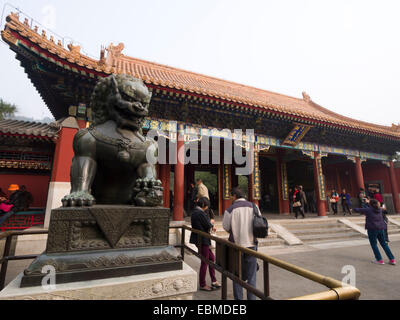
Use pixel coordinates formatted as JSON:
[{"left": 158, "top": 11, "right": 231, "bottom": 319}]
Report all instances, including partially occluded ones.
[{"left": 0, "top": 98, "right": 18, "bottom": 120}]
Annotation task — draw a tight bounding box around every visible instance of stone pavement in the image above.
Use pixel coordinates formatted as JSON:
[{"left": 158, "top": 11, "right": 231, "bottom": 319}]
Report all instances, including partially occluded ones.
[{"left": 187, "top": 236, "right": 400, "bottom": 300}]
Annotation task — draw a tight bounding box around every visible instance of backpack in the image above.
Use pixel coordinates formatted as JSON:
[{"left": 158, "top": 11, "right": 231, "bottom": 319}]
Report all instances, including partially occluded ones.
[{"left": 252, "top": 202, "right": 268, "bottom": 238}]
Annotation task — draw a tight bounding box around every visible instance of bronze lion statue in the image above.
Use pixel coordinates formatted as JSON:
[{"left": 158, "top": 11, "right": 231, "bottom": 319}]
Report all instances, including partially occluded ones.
[{"left": 62, "top": 74, "right": 163, "bottom": 207}]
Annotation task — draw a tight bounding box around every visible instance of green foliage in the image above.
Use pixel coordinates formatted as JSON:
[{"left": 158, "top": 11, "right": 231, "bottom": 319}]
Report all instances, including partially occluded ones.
[
  {"left": 195, "top": 171, "right": 218, "bottom": 194},
  {"left": 237, "top": 175, "right": 249, "bottom": 199},
  {"left": 0, "top": 98, "right": 18, "bottom": 120}
]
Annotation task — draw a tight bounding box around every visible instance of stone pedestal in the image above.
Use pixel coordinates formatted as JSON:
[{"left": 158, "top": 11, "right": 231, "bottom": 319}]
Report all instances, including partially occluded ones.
[
  {"left": 0, "top": 262, "right": 197, "bottom": 300},
  {"left": 20, "top": 206, "right": 183, "bottom": 288}
]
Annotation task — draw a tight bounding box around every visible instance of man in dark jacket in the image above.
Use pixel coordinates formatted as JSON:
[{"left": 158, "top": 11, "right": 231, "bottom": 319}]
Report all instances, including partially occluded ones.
[{"left": 189, "top": 197, "right": 220, "bottom": 291}]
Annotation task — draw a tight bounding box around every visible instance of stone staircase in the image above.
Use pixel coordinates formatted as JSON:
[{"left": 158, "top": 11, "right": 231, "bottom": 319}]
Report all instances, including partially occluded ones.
[
  {"left": 212, "top": 221, "right": 286, "bottom": 248},
  {"left": 278, "top": 219, "right": 364, "bottom": 244},
  {"left": 347, "top": 216, "right": 400, "bottom": 237}
]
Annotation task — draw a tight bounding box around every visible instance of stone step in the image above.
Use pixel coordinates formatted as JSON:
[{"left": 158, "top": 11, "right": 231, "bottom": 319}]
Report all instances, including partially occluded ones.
[
  {"left": 288, "top": 226, "right": 356, "bottom": 236},
  {"left": 212, "top": 234, "right": 284, "bottom": 247},
  {"left": 214, "top": 229, "right": 277, "bottom": 238},
  {"left": 258, "top": 237, "right": 286, "bottom": 247},
  {"left": 283, "top": 222, "right": 347, "bottom": 230},
  {"left": 297, "top": 231, "right": 364, "bottom": 243},
  {"left": 353, "top": 222, "right": 400, "bottom": 233}
]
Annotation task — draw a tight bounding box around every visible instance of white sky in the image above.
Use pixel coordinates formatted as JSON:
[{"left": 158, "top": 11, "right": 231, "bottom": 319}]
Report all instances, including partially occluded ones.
[{"left": 0, "top": 0, "right": 399, "bottom": 126}]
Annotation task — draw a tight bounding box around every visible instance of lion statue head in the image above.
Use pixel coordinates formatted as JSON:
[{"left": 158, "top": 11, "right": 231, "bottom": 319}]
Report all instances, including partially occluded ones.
[{"left": 90, "top": 74, "right": 152, "bottom": 131}]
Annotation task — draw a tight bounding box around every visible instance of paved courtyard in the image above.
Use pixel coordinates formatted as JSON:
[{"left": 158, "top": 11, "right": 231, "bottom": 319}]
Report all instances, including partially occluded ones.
[
  {"left": 2, "top": 232, "right": 400, "bottom": 300},
  {"left": 187, "top": 237, "right": 400, "bottom": 300}
]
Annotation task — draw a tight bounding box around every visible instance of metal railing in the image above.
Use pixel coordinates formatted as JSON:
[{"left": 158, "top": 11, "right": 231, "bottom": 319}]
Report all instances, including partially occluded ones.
[
  {"left": 172, "top": 225, "right": 361, "bottom": 300},
  {"left": 0, "top": 226, "right": 361, "bottom": 300},
  {"left": 0, "top": 230, "right": 49, "bottom": 291}
]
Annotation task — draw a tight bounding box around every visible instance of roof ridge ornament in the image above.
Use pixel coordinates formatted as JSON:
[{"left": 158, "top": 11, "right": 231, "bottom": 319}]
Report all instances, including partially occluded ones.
[
  {"left": 302, "top": 91, "right": 311, "bottom": 103},
  {"left": 107, "top": 42, "right": 125, "bottom": 58},
  {"left": 391, "top": 123, "right": 400, "bottom": 132},
  {"left": 67, "top": 43, "right": 81, "bottom": 55}
]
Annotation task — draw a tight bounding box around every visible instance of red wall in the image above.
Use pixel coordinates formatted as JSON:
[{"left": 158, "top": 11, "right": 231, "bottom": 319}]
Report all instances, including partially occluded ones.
[
  {"left": 362, "top": 163, "right": 393, "bottom": 194},
  {"left": 0, "top": 174, "right": 50, "bottom": 208},
  {"left": 51, "top": 127, "right": 77, "bottom": 182},
  {"left": 324, "top": 162, "right": 357, "bottom": 197}
]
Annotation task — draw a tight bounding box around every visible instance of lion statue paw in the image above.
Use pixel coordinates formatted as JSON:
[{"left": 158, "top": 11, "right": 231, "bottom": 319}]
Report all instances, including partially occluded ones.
[
  {"left": 62, "top": 192, "right": 96, "bottom": 207},
  {"left": 132, "top": 178, "right": 163, "bottom": 207}
]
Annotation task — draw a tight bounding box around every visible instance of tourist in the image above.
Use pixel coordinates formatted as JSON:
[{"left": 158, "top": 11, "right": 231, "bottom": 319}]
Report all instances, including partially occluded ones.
[
  {"left": 373, "top": 189, "right": 384, "bottom": 206},
  {"left": 288, "top": 188, "right": 293, "bottom": 214},
  {"left": 189, "top": 197, "right": 221, "bottom": 291},
  {"left": 0, "top": 186, "right": 16, "bottom": 225},
  {"left": 196, "top": 179, "right": 210, "bottom": 201},
  {"left": 8, "top": 184, "right": 26, "bottom": 212},
  {"left": 293, "top": 186, "right": 305, "bottom": 219},
  {"left": 330, "top": 189, "right": 339, "bottom": 215},
  {"left": 353, "top": 199, "right": 396, "bottom": 265},
  {"left": 358, "top": 188, "right": 369, "bottom": 208},
  {"left": 196, "top": 179, "right": 214, "bottom": 225},
  {"left": 19, "top": 185, "right": 33, "bottom": 211},
  {"left": 222, "top": 187, "right": 258, "bottom": 300},
  {"left": 299, "top": 186, "right": 308, "bottom": 213},
  {"left": 339, "top": 189, "right": 352, "bottom": 216}
]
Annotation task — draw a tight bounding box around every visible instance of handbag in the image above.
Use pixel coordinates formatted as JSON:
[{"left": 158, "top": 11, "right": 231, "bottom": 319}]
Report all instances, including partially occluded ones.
[
  {"left": 293, "top": 201, "right": 302, "bottom": 208},
  {"left": 252, "top": 202, "right": 268, "bottom": 238}
]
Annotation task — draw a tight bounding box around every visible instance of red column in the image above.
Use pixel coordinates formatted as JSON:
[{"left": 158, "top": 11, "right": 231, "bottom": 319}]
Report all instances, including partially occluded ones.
[
  {"left": 160, "top": 164, "right": 171, "bottom": 209},
  {"left": 355, "top": 157, "right": 365, "bottom": 191},
  {"left": 276, "top": 152, "right": 289, "bottom": 214},
  {"left": 173, "top": 126, "right": 185, "bottom": 221},
  {"left": 50, "top": 126, "right": 78, "bottom": 183},
  {"left": 389, "top": 162, "right": 400, "bottom": 214},
  {"left": 313, "top": 152, "right": 327, "bottom": 217},
  {"left": 222, "top": 164, "right": 232, "bottom": 214},
  {"left": 248, "top": 174, "right": 254, "bottom": 202},
  {"left": 45, "top": 117, "right": 80, "bottom": 228}
]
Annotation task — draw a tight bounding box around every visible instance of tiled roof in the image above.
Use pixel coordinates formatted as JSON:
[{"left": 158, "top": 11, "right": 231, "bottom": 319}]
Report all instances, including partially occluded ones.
[
  {"left": 0, "top": 119, "right": 60, "bottom": 139},
  {"left": 2, "top": 12, "right": 400, "bottom": 139}
]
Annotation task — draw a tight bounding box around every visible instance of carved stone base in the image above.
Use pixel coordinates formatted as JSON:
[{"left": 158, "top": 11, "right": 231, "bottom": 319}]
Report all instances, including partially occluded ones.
[
  {"left": 20, "top": 246, "right": 182, "bottom": 288},
  {"left": 20, "top": 206, "right": 182, "bottom": 288},
  {"left": 1, "top": 263, "right": 197, "bottom": 300}
]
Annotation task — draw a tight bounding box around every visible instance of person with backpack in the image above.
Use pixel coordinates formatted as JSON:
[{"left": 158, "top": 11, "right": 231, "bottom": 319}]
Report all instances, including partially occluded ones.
[
  {"left": 353, "top": 199, "right": 396, "bottom": 265},
  {"left": 222, "top": 187, "right": 259, "bottom": 300}
]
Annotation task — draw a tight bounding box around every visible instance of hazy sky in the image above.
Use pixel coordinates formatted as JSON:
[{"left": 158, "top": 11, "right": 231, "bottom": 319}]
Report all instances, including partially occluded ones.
[{"left": 0, "top": 0, "right": 399, "bottom": 126}]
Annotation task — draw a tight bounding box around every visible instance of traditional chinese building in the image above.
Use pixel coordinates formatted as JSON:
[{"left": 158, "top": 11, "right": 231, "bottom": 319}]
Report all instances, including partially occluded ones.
[{"left": 2, "top": 12, "right": 400, "bottom": 227}]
